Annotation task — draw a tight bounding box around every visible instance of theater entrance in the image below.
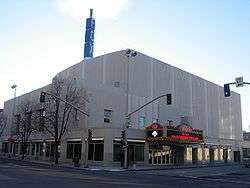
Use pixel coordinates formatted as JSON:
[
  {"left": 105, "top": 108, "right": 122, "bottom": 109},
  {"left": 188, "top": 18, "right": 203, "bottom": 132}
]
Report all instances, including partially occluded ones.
[{"left": 149, "top": 145, "right": 184, "bottom": 165}]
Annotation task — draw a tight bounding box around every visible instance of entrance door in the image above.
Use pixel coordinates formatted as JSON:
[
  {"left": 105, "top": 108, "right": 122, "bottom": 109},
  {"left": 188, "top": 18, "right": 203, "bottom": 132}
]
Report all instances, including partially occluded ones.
[
  {"left": 192, "top": 148, "right": 198, "bottom": 164},
  {"left": 149, "top": 147, "right": 178, "bottom": 165},
  {"left": 223, "top": 149, "right": 228, "bottom": 163},
  {"left": 209, "top": 148, "right": 214, "bottom": 163}
]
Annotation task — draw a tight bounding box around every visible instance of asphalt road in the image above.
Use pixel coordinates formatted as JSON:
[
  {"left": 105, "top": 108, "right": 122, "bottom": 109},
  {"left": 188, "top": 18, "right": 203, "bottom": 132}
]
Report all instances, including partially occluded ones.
[{"left": 0, "top": 158, "right": 250, "bottom": 188}]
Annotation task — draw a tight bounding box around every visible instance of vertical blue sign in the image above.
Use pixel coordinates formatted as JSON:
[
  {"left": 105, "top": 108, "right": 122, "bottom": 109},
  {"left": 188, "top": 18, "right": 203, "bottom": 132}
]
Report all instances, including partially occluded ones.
[{"left": 84, "top": 9, "right": 95, "bottom": 58}]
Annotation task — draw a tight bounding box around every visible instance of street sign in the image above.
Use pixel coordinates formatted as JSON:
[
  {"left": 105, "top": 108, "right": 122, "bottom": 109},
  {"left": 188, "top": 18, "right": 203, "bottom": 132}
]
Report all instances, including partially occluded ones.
[{"left": 235, "top": 77, "right": 244, "bottom": 87}]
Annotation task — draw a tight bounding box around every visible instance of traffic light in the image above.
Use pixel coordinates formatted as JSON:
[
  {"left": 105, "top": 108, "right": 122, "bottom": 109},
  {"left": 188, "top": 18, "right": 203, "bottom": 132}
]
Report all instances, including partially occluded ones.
[
  {"left": 224, "top": 84, "right": 231, "bottom": 97},
  {"left": 121, "top": 130, "right": 126, "bottom": 145},
  {"left": 40, "top": 92, "right": 46, "bottom": 103},
  {"left": 88, "top": 129, "right": 92, "bottom": 143},
  {"left": 166, "top": 93, "right": 172, "bottom": 105}
]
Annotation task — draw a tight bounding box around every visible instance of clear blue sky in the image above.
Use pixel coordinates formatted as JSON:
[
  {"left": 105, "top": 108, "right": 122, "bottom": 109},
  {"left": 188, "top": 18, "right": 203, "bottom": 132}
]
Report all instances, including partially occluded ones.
[{"left": 0, "top": 0, "right": 249, "bottom": 130}]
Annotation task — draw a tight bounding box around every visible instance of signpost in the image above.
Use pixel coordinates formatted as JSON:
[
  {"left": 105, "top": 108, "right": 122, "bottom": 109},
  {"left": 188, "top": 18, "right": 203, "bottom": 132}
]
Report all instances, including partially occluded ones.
[{"left": 235, "top": 77, "right": 244, "bottom": 87}]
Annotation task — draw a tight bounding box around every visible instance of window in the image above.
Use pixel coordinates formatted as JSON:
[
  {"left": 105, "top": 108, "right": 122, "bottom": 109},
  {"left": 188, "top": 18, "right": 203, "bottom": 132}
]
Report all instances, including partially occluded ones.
[
  {"left": 114, "top": 81, "right": 120, "bottom": 88},
  {"left": 104, "top": 109, "right": 112, "bottom": 123},
  {"left": 14, "top": 143, "right": 18, "bottom": 154},
  {"left": 2, "top": 143, "right": 8, "bottom": 153},
  {"left": 26, "top": 143, "right": 30, "bottom": 155},
  {"left": 31, "top": 143, "right": 35, "bottom": 156},
  {"left": 35, "top": 143, "right": 43, "bottom": 156},
  {"left": 45, "top": 142, "right": 60, "bottom": 158},
  {"left": 88, "top": 140, "right": 104, "bottom": 161},
  {"left": 46, "top": 143, "right": 50, "bottom": 157},
  {"left": 135, "top": 145, "right": 144, "bottom": 161},
  {"left": 139, "top": 117, "right": 146, "bottom": 128},
  {"left": 113, "top": 141, "right": 122, "bottom": 161},
  {"left": 113, "top": 141, "right": 144, "bottom": 162},
  {"left": 66, "top": 141, "right": 82, "bottom": 159}
]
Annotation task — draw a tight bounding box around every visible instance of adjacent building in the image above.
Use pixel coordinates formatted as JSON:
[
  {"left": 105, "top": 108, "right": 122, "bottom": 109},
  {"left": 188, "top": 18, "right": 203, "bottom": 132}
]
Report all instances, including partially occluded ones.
[{"left": 0, "top": 50, "right": 243, "bottom": 167}]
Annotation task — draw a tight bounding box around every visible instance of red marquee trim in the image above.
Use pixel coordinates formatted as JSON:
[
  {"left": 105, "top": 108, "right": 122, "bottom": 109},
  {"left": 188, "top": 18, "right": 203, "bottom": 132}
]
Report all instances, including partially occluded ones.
[{"left": 146, "top": 123, "right": 163, "bottom": 130}]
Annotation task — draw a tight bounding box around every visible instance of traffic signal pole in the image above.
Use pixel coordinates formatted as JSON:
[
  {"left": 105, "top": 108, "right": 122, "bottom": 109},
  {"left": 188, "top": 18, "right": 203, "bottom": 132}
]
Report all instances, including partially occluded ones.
[
  {"left": 40, "top": 91, "right": 89, "bottom": 116},
  {"left": 123, "top": 93, "right": 171, "bottom": 169},
  {"left": 224, "top": 79, "right": 250, "bottom": 97},
  {"left": 40, "top": 91, "right": 90, "bottom": 167}
]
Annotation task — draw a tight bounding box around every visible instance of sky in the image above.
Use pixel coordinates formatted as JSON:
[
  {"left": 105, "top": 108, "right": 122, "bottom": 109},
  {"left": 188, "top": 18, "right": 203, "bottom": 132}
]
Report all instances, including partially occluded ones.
[{"left": 0, "top": 0, "right": 249, "bottom": 131}]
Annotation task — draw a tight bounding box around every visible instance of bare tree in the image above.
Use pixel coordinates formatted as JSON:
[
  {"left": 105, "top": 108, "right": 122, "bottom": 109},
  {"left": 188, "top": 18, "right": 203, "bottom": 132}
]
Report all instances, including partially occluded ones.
[
  {"left": 14, "top": 100, "right": 38, "bottom": 160},
  {"left": 0, "top": 111, "right": 7, "bottom": 138},
  {"left": 42, "top": 76, "right": 86, "bottom": 164}
]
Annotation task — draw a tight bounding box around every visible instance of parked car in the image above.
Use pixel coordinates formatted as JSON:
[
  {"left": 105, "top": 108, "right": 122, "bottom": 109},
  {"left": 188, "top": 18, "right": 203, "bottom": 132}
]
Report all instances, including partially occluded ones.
[{"left": 243, "top": 156, "right": 250, "bottom": 168}]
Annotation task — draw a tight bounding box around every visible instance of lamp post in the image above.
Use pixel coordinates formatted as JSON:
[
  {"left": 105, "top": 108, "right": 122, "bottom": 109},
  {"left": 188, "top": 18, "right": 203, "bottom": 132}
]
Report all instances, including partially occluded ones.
[
  {"left": 123, "top": 49, "right": 137, "bottom": 169},
  {"left": 10, "top": 84, "right": 17, "bottom": 155},
  {"left": 11, "top": 84, "right": 17, "bottom": 130}
]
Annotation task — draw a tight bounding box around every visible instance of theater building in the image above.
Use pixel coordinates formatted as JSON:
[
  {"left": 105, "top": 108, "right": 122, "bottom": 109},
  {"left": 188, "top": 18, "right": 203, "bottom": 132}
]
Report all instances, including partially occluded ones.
[{"left": 0, "top": 50, "right": 242, "bottom": 167}]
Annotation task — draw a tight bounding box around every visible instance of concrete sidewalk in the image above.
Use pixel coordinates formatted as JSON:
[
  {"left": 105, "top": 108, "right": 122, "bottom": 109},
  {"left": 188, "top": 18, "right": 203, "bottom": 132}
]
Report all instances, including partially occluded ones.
[{"left": 0, "top": 155, "right": 240, "bottom": 172}]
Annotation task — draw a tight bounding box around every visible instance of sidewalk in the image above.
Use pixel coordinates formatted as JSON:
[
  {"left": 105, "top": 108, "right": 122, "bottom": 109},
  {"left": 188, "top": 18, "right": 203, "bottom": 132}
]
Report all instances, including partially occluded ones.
[{"left": 0, "top": 155, "right": 240, "bottom": 172}]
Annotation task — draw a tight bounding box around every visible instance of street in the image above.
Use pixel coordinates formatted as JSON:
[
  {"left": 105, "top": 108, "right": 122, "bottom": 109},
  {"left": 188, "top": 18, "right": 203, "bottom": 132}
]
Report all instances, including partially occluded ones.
[{"left": 0, "top": 158, "right": 250, "bottom": 188}]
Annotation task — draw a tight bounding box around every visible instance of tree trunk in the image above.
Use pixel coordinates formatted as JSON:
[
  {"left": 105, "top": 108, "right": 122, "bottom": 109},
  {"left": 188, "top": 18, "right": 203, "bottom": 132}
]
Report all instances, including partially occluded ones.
[
  {"left": 54, "top": 140, "right": 59, "bottom": 164},
  {"left": 21, "top": 142, "right": 26, "bottom": 160}
]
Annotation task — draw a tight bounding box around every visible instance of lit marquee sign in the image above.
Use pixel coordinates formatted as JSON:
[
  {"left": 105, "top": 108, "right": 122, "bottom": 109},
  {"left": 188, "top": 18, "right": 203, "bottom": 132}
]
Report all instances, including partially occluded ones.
[
  {"left": 146, "top": 123, "right": 163, "bottom": 138},
  {"left": 146, "top": 123, "right": 203, "bottom": 143},
  {"left": 167, "top": 124, "right": 203, "bottom": 142}
]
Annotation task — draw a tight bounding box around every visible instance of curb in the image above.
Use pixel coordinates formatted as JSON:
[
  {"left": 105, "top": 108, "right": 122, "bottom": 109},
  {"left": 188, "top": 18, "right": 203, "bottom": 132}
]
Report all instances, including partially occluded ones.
[
  {"left": 127, "top": 163, "right": 241, "bottom": 171},
  {"left": 0, "top": 156, "right": 241, "bottom": 172}
]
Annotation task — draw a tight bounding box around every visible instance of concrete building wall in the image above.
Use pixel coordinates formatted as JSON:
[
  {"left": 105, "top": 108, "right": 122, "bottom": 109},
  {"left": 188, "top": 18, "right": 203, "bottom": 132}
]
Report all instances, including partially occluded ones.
[{"left": 0, "top": 49, "right": 242, "bottom": 165}]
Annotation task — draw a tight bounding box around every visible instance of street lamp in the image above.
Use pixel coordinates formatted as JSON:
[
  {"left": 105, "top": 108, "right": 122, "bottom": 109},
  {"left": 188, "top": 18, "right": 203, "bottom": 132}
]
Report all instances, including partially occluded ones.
[
  {"left": 10, "top": 84, "right": 17, "bottom": 155},
  {"left": 123, "top": 49, "right": 137, "bottom": 169},
  {"left": 11, "top": 84, "right": 17, "bottom": 125}
]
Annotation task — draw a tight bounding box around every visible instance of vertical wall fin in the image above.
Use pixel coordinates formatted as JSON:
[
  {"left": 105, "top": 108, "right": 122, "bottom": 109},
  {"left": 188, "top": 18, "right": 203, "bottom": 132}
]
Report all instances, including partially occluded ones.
[{"left": 84, "top": 9, "right": 95, "bottom": 59}]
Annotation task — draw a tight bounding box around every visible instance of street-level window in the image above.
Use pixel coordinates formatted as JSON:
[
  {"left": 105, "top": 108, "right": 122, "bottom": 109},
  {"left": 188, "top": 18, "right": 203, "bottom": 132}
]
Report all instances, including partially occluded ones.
[
  {"left": 45, "top": 142, "right": 60, "bottom": 158},
  {"left": 1, "top": 143, "right": 8, "bottom": 153},
  {"left": 113, "top": 141, "right": 144, "bottom": 162},
  {"left": 88, "top": 140, "right": 104, "bottom": 161},
  {"left": 35, "top": 142, "right": 43, "bottom": 156},
  {"left": 14, "top": 143, "right": 18, "bottom": 154},
  {"left": 139, "top": 116, "right": 146, "bottom": 128},
  {"left": 31, "top": 143, "right": 35, "bottom": 156},
  {"left": 66, "top": 141, "right": 82, "bottom": 159},
  {"left": 113, "top": 141, "right": 122, "bottom": 162},
  {"left": 104, "top": 109, "right": 112, "bottom": 123},
  {"left": 26, "top": 143, "right": 30, "bottom": 155}
]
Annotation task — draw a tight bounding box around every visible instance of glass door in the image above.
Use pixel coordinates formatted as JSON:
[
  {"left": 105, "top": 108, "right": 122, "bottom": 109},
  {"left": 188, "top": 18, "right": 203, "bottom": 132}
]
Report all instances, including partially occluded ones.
[{"left": 149, "top": 148, "right": 173, "bottom": 165}]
